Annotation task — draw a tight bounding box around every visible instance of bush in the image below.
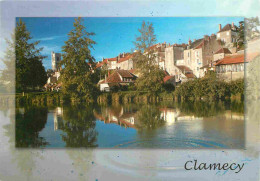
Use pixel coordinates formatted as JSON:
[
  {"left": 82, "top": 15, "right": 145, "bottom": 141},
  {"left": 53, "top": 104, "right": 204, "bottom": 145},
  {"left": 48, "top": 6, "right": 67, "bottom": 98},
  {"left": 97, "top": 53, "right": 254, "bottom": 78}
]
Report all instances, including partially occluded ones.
[{"left": 174, "top": 73, "right": 243, "bottom": 101}]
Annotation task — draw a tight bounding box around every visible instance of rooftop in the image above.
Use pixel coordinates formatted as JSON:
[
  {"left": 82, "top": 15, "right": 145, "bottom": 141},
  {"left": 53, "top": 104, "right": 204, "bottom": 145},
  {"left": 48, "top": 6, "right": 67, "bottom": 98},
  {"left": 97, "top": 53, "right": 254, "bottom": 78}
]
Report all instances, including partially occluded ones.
[
  {"left": 218, "top": 24, "right": 238, "bottom": 33},
  {"left": 214, "top": 48, "right": 232, "bottom": 54},
  {"left": 215, "top": 54, "right": 245, "bottom": 65}
]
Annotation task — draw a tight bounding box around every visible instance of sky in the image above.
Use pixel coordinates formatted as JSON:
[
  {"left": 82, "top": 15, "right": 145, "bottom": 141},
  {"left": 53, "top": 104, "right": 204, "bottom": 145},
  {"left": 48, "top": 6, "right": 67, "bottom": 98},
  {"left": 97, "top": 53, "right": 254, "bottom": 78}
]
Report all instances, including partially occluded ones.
[
  {"left": 19, "top": 17, "right": 242, "bottom": 70},
  {"left": 1, "top": 0, "right": 259, "bottom": 70}
]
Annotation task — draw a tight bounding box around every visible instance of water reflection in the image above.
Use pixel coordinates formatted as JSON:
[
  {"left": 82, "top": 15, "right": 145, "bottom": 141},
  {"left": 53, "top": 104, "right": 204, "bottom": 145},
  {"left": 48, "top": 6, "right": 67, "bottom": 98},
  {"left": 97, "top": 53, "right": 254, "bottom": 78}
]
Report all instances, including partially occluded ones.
[
  {"left": 54, "top": 105, "right": 98, "bottom": 148},
  {"left": 16, "top": 106, "right": 48, "bottom": 147},
  {"left": 15, "top": 101, "right": 244, "bottom": 148}
]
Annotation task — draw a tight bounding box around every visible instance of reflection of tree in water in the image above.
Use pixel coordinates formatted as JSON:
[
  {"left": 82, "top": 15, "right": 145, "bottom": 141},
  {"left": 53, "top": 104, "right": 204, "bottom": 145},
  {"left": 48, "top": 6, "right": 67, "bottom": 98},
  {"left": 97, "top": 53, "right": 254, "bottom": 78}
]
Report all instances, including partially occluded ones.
[
  {"left": 177, "top": 101, "right": 244, "bottom": 117},
  {"left": 16, "top": 106, "right": 48, "bottom": 147},
  {"left": 176, "top": 101, "right": 226, "bottom": 117},
  {"left": 1, "top": 105, "right": 43, "bottom": 179},
  {"left": 59, "top": 104, "right": 98, "bottom": 148},
  {"left": 230, "top": 101, "right": 244, "bottom": 113},
  {"left": 136, "top": 105, "right": 165, "bottom": 130}
]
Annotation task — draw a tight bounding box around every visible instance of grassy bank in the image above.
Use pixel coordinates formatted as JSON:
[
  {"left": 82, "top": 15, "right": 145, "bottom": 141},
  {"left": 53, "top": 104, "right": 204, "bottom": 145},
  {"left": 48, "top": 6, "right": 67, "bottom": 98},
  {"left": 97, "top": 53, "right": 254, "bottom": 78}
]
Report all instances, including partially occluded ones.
[{"left": 10, "top": 76, "right": 244, "bottom": 106}]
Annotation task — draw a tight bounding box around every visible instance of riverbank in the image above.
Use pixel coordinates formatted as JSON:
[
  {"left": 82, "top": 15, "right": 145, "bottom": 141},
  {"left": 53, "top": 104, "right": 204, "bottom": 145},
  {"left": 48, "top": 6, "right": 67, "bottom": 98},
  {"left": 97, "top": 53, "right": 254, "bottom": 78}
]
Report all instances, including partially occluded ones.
[{"left": 0, "top": 89, "right": 243, "bottom": 107}]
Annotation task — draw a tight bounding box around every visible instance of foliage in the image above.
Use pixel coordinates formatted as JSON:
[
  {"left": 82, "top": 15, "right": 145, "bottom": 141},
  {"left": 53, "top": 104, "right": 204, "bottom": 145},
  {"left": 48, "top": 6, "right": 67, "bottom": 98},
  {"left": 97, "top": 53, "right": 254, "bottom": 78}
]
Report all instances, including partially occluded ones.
[
  {"left": 132, "top": 21, "right": 165, "bottom": 93},
  {"left": 175, "top": 72, "right": 233, "bottom": 100},
  {"left": 1, "top": 18, "right": 47, "bottom": 93},
  {"left": 245, "top": 16, "right": 260, "bottom": 41},
  {"left": 229, "top": 78, "right": 244, "bottom": 95},
  {"left": 136, "top": 105, "right": 165, "bottom": 130},
  {"left": 233, "top": 21, "right": 245, "bottom": 50},
  {"left": 60, "top": 17, "right": 99, "bottom": 102},
  {"left": 16, "top": 106, "right": 48, "bottom": 147},
  {"left": 59, "top": 104, "right": 98, "bottom": 147}
]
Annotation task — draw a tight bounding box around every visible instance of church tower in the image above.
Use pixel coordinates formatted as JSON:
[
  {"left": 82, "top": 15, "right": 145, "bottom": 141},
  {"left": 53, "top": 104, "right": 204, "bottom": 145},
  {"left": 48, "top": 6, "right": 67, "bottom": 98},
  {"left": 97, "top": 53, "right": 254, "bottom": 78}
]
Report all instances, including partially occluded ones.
[{"left": 51, "top": 51, "right": 62, "bottom": 71}]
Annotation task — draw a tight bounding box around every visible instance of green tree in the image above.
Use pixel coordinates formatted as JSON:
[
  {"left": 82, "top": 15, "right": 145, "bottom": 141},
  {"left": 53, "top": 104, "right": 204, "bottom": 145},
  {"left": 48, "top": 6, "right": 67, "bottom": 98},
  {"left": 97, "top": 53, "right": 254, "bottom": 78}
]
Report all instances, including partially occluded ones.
[
  {"left": 132, "top": 21, "right": 165, "bottom": 93},
  {"left": 234, "top": 21, "right": 245, "bottom": 50},
  {"left": 60, "top": 17, "right": 98, "bottom": 102},
  {"left": 14, "top": 18, "right": 47, "bottom": 92}
]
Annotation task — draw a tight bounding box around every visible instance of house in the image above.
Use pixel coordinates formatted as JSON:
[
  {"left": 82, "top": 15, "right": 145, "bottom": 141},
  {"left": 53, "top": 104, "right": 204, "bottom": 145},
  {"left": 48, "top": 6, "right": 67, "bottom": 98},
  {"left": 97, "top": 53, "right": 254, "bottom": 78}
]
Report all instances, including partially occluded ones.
[
  {"left": 216, "top": 22, "right": 238, "bottom": 46},
  {"left": 215, "top": 54, "right": 245, "bottom": 81},
  {"left": 175, "top": 65, "right": 196, "bottom": 83},
  {"left": 183, "top": 34, "right": 222, "bottom": 78},
  {"left": 99, "top": 69, "right": 137, "bottom": 91},
  {"left": 96, "top": 53, "right": 134, "bottom": 70},
  {"left": 145, "top": 43, "right": 167, "bottom": 67},
  {"left": 199, "top": 47, "right": 233, "bottom": 75},
  {"left": 213, "top": 47, "right": 232, "bottom": 62},
  {"left": 164, "top": 43, "right": 186, "bottom": 76},
  {"left": 117, "top": 53, "right": 134, "bottom": 70}
]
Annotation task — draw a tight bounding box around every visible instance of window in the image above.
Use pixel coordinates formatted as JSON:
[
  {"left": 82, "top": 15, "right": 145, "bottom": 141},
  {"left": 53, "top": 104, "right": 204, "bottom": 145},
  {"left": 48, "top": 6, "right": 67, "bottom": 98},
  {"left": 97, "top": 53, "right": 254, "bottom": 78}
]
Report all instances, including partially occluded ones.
[
  {"left": 188, "top": 52, "right": 189, "bottom": 57},
  {"left": 217, "top": 33, "right": 220, "bottom": 38}
]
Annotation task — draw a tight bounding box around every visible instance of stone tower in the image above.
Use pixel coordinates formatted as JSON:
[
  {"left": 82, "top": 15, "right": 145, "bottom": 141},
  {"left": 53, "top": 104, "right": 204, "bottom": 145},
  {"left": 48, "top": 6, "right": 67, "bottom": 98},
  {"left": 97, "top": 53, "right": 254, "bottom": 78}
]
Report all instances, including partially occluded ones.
[{"left": 51, "top": 51, "right": 62, "bottom": 71}]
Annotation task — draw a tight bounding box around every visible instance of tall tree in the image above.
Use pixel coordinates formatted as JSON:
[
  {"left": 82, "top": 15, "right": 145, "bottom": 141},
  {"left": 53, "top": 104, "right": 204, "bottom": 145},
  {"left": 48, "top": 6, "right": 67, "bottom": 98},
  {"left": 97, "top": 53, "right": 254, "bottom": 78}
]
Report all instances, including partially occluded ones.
[
  {"left": 234, "top": 21, "right": 245, "bottom": 50},
  {"left": 132, "top": 21, "right": 165, "bottom": 93},
  {"left": 60, "top": 17, "right": 98, "bottom": 102},
  {"left": 0, "top": 35, "right": 15, "bottom": 93},
  {"left": 13, "top": 18, "right": 47, "bottom": 92}
]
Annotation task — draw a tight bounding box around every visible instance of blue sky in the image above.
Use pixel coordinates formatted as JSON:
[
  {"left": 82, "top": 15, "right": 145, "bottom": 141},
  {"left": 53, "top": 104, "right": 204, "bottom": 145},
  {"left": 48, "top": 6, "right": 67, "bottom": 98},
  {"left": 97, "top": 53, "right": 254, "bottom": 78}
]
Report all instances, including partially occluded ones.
[{"left": 19, "top": 17, "right": 242, "bottom": 70}]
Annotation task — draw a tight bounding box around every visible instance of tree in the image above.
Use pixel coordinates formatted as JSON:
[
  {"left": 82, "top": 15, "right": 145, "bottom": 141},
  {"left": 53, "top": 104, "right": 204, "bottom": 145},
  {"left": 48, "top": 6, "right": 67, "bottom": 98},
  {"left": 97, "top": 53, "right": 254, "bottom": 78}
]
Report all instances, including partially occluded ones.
[
  {"left": 245, "top": 16, "right": 260, "bottom": 41},
  {"left": 132, "top": 21, "right": 165, "bottom": 93},
  {"left": 60, "top": 17, "right": 98, "bottom": 102},
  {"left": 234, "top": 21, "right": 245, "bottom": 50},
  {"left": 0, "top": 36, "right": 15, "bottom": 93},
  {"left": 12, "top": 18, "right": 47, "bottom": 92}
]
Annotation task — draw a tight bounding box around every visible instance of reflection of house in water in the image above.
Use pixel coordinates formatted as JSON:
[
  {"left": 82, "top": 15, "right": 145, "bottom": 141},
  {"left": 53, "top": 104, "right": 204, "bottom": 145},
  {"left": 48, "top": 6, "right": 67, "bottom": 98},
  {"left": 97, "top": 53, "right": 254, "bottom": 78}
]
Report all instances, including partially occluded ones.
[
  {"left": 176, "top": 115, "right": 203, "bottom": 121},
  {"left": 160, "top": 108, "right": 180, "bottom": 125},
  {"left": 94, "top": 106, "right": 138, "bottom": 129},
  {"left": 53, "top": 107, "right": 64, "bottom": 131},
  {"left": 224, "top": 110, "right": 243, "bottom": 120}
]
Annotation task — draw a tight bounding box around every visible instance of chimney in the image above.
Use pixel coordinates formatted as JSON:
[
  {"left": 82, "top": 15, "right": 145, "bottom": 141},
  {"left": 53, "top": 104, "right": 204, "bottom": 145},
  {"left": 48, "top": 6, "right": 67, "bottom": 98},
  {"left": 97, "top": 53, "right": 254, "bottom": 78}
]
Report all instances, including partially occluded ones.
[
  {"left": 232, "top": 22, "right": 234, "bottom": 28},
  {"left": 102, "top": 57, "right": 104, "bottom": 61},
  {"left": 194, "top": 39, "right": 196, "bottom": 42},
  {"left": 123, "top": 52, "right": 125, "bottom": 57},
  {"left": 219, "top": 24, "right": 222, "bottom": 31},
  {"left": 188, "top": 38, "right": 191, "bottom": 45}
]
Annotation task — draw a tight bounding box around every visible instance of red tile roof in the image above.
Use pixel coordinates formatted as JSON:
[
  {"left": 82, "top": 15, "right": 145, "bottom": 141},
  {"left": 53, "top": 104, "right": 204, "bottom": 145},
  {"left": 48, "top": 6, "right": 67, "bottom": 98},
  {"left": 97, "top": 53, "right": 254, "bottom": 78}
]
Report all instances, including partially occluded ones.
[
  {"left": 100, "top": 70, "right": 136, "bottom": 84},
  {"left": 218, "top": 24, "right": 238, "bottom": 33},
  {"left": 214, "top": 48, "right": 232, "bottom": 54},
  {"left": 163, "top": 75, "right": 175, "bottom": 83},
  {"left": 117, "top": 69, "right": 135, "bottom": 78},
  {"left": 215, "top": 54, "right": 244, "bottom": 65}
]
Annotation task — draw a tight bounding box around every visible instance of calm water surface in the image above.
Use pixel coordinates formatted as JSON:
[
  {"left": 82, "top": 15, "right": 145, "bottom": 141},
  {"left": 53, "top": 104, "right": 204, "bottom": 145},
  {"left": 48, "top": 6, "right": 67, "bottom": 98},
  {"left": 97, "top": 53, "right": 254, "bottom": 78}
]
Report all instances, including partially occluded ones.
[{"left": 15, "top": 101, "right": 244, "bottom": 148}]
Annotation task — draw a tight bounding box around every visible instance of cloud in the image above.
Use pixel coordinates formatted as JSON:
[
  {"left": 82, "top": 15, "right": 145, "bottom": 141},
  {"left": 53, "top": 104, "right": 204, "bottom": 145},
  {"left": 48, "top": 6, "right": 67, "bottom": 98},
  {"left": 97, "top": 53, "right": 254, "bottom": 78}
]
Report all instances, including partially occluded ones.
[
  {"left": 40, "top": 45, "right": 61, "bottom": 56},
  {"left": 32, "top": 35, "right": 66, "bottom": 42}
]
